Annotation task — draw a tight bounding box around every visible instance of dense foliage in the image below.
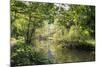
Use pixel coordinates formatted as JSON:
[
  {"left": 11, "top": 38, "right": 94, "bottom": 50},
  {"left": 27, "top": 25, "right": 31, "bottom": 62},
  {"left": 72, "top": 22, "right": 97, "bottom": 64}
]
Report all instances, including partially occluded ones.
[
  {"left": 11, "top": 0, "right": 95, "bottom": 66},
  {"left": 11, "top": 44, "right": 54, "bottom": 66}
]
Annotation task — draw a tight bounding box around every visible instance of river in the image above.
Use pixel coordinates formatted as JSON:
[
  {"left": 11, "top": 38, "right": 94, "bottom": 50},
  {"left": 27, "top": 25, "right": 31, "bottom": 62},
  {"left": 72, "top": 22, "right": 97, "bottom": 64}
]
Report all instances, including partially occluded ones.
[{"left": 35, "top": 38, "right": 95, "bottom": 64}]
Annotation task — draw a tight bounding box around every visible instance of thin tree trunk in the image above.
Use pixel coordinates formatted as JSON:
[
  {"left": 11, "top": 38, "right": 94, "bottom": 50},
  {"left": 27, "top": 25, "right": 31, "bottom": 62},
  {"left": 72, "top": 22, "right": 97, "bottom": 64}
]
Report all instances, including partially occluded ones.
[{"left": 25, "top": 12, "right": 31, "bottom": 45}]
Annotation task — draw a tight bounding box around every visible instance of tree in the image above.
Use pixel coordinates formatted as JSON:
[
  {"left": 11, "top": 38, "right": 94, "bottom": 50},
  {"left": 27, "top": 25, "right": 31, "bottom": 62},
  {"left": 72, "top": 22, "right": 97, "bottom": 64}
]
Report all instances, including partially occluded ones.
[
  {"left": 55, "top": 4, "right": 95, "bottom": 41},
  {"left": 11, "top": 0, "right": 55, "bottom": 45}
]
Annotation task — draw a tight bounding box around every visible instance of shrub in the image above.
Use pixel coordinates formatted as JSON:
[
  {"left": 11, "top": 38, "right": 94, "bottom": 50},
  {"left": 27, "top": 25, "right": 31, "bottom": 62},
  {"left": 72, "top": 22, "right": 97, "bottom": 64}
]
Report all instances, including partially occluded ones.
[{"left": 11, "top": 44, "right": 52, "bottom": 66}]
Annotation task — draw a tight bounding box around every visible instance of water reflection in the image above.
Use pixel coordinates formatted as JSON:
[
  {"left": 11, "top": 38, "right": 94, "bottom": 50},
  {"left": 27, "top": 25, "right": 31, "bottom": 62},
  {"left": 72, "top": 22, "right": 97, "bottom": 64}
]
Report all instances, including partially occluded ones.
[{"left": 35, "top": 38, "right": 95, "bottom": 63}]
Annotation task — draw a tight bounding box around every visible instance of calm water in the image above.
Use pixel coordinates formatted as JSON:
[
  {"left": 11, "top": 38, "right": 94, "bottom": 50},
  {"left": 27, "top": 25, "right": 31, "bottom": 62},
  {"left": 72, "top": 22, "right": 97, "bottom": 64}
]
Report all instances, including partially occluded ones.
[{"left": 35, "top": 38, "right": 95, "bottom": 64}]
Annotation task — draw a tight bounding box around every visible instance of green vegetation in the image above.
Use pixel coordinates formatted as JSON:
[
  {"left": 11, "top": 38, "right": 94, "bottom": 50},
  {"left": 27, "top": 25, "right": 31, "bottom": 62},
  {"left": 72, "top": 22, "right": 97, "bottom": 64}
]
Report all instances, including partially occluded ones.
[
  {"left": 11, "top": 0, "right": 95, "bottom": 66},
  {"left": 11, "top": 44, "right": 54, "bottom": 66}
]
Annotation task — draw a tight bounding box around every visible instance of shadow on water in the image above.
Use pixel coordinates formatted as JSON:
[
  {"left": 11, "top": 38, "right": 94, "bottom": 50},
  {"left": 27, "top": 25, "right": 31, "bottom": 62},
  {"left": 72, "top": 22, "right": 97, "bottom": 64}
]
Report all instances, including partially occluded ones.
[
  {"left": 35, "top": 38, "right": 95, "bottom": 64},
  {"left": 57, "top": 47, "right": 95, "bottom": 63}
]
